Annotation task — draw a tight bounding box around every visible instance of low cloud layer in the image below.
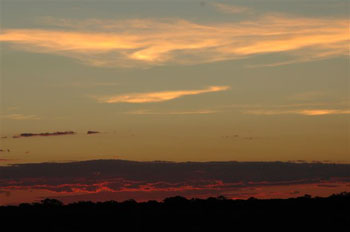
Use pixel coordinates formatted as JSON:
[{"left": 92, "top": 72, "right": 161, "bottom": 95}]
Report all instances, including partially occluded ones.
[
  {"left": 97, "top": 86, "right": 229, "bottom": 103},
  {"left": 0, "top": 160, "right": 349, "bottom": 195},
  {"left": 0, "top": 15, "right": 347, "bottom": 67}
]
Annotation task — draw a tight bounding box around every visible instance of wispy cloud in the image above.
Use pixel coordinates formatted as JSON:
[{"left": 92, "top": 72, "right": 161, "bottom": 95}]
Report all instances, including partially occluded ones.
[
  {"left": 222, "top": 102, "right": 350, "bottom": 116},
  {"left": 125, "top": 109, "right": 218, "bottom": 115},
  {"left": 299, "top": 109, "right": 350, "bottom": 116},
  {"left": 13, "top": 131, "right": 76, "bottom": 138},
  {"left": 225, "top": 102, "right": 333, "bottom": 109},
  {"left": 288, "top": 91, "right": 327, "bottom": 101},
  {"left": 212, "top": 3, "right": 252, "bottom": 14},
  {"left": 97, "top": 86, "right": 230, "bottom": 103},
  {"left": 0, "top": 16, "right": 347, "bottom": 67},
  {"left": 1, "top": 114, "right": 40, "bottom": 120},
  {"left": 246, "top": 46, "right": 348, "bottom": 68},
  {"left": 243, "top": 109, "right": 350, "bottom": 116}
]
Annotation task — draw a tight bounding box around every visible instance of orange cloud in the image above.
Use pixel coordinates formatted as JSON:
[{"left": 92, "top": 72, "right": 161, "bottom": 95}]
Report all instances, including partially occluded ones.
[
  {"left": 125, "top": 109, "right": 218, "bottom": 115},
  {"left": 97, "top": 86, "right": 230, "bottom": 103},
  {"left": 299, "top": 109, "right": 350, "bottom": 116},
  {"left": 0, "top": 16, "right": 347, "bottom": 67},
  {"left": 243, "top": 109, "right": 350, "bottom": 116}
]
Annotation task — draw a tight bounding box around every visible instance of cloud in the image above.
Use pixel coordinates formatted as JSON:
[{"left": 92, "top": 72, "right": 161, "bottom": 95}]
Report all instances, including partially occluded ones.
[
  {"left": 97, "top": 86, "right": 229, "bottom": 103},
  {"left": 222, "top": 102, "right": 350, "bottom": 116},
  {"left": 0, "top": 16, "right": 347, "bottom": 67},
  {"left": 212, "top": 3, "right": 252, "bottom": 14},
  {"left": 289, "top": 91, "right": 327, "bottom": 101},
  {"left": 13, "top": 131, "right": 76, "bottom": 138},
  {"left": 317, "top": 184, "right": 339, "bottom": 188},
  {"left": 298, "top": 109, "right": 350, "bottom": 116},
  {"left": 0, "top": 160, "right": 349, "bottom": 198},
  {"left": 87, "top": 131, "right": 100, "bottom": 135},
  {"left": 243, "top": 109, "right": 350, "bottom": 116},
  {"left": 125, "top": 109, "right": 218, "bottom": 115},
  {"left": 6, "top": 106, "right": 20, "bottom": 111},
  {"left": 0, "top": 190, "right": 11, "bottom": 197},
  {"left": 1, "top": 114, "right": 40, "bottom": 120},
  {"left": 70, "top": 81, "right": 119, "bottom": 88},
  {"left": 1, "top": 160, "right": 349, "bottom": 204},
  {"left": 221, "top": 135, "right": 258, "bottom": 141}
]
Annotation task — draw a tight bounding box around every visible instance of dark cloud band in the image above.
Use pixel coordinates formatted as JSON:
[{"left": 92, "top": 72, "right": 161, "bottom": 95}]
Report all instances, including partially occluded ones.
[{"left": 1, "top": 160, "right": 349, "bottom": 193}]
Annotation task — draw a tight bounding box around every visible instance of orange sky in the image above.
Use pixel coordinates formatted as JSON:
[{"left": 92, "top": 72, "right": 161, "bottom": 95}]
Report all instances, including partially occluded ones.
[{"left": 0, "top": 0, "right": 349, "bottom": 204}]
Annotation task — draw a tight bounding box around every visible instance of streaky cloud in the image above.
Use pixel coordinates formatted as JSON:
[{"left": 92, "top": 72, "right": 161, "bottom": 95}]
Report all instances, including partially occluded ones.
[
  {"left": 243, "top": 109, "right": 350, "bottom": 116},
  {"left": 13, "top": 131, "right": 76, "bottom": 138},
  {"left": 1, "top": 114, "right": 40, "bottom": 120},
  {"left": 212, "top": 2, "right": 253, "bottom": 14},
  {"left": 97, "top": 86, "right": 230, "bottom": 103}
]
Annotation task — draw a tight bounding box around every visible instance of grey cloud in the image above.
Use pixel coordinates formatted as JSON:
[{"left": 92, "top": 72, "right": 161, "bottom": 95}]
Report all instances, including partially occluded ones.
[{"left": 87, "top": 131, "right": 100, "bottom": 135}]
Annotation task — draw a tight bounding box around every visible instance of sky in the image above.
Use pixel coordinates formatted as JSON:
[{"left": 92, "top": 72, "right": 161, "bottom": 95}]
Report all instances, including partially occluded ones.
[{"left": 0, "top": 0, "right": 349, "bottom": 204}]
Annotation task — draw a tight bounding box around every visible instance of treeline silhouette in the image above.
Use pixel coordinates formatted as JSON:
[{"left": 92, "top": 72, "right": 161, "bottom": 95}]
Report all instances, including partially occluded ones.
[{"left": 1, "top": 192, "right": 349, "bottom": 231}]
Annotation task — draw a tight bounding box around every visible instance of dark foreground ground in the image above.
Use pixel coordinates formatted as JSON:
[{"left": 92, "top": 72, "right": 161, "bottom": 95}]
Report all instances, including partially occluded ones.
[{"left": 1, "top": 192, "right": 349, "bottom": 231}]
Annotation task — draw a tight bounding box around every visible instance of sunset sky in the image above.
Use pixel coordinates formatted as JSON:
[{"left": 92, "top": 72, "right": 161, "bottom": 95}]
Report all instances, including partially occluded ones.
[{"left": 0, "top": 0, "right": 349, "bottom": 204}]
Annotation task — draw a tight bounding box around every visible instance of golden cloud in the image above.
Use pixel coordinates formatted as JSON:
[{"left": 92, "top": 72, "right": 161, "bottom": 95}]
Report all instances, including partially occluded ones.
[
  {"left": 0, "top": 16, "right": 348, "bottom": 67},
  {"left": 97, "top": 86, "right": 229, "bottom": 103},
  {"left": 125, "top": 109, "right": 218, "bottom": 115},
  {"left": 299, "top": 109, "right": 350, "bottom": 116},
  {"left": 243, "top": 109, "right": 350, "bottom": 116}
]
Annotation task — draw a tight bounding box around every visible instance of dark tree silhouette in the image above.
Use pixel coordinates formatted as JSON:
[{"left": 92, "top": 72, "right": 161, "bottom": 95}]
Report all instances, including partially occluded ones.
[
  {"left": 0, "top": 192, "right": 349, "bottom": 231},
  {"left": 40, "top": 198, "right": 63, "bottom": 207}
]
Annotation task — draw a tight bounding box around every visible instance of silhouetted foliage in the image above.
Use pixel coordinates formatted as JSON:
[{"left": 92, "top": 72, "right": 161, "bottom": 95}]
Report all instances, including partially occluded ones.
[
  {"left": 0, "top": 192, "right": 349, "bottom": 231},
  {"left": 40, "top": 198, "right": 63, "bottom": 207}
]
